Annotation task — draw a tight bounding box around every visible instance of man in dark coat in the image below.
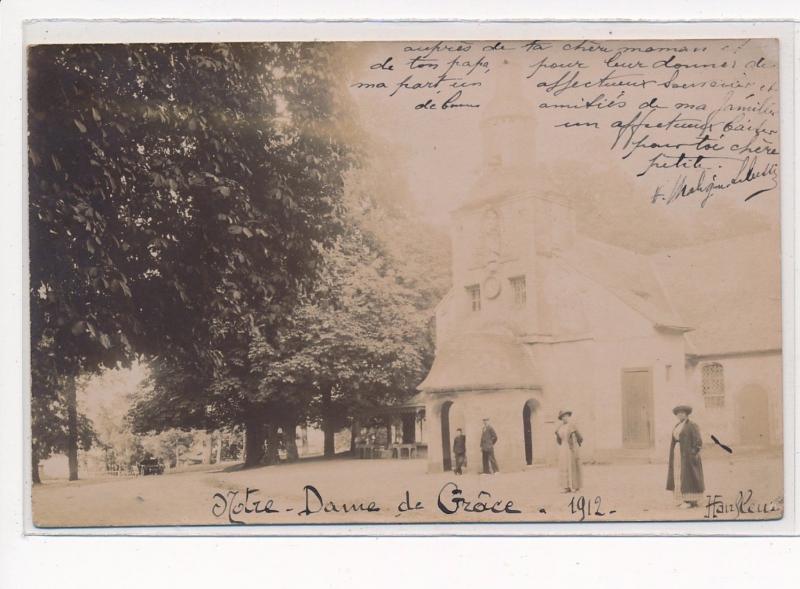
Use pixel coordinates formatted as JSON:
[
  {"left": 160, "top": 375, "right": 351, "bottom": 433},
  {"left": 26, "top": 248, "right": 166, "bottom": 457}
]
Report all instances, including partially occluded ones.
[
  {"left": 666, "top": 405, "right": 705, "bottom": 507},
  {"left": 452, "top": 428, "right": 467, "bottom": 475},
  {"left": 480, "top": 418, "right": 499, "bottom": 474}
]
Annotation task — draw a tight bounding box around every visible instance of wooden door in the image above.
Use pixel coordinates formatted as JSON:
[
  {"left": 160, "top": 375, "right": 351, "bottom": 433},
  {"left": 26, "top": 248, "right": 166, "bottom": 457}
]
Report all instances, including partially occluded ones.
[
  {"left": 738, "top": 385, "right": 770, "bottom": 446},
  {"left": 622, "top": 369, "right": 654, "bottom": 448}
]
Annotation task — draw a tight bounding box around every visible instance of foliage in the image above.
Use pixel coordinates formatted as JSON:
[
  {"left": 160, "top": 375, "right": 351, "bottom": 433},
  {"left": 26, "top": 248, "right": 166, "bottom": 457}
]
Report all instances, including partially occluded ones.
[
  {"left": 29, "top": 43, "right": 356, "bottom": 457},
  {"left": 31, "top": 363, "right": 95, "bottom": 470},
  {"left": 31, "top": 382, "right": 95, "bottom": 465},
  {"left": 141, "top": 430, "right": 198, "bottom": 468},
  {"left": 133, "top": 139, "right": 452, "bottom": 451},
  {"left": 30, "top": 43, "right": 451, "bottom": 468},
  {"left": 128, "top": 353, "right": 215, "bottom": 434},
  {"left": 342, "top": 141, "right": 451, "bottom": 310},
  {"left": 253, "top": 224, "right": 432, "bottom": 433}
]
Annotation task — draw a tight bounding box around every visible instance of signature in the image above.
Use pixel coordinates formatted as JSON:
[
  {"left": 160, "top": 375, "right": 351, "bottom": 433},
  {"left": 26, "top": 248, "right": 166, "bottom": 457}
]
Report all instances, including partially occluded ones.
[
  {"left": 650, "top": 155, "right": 778, "bottom": 207},
  {"left": 704, "top": 490, "right": 783, "bottom": 519}
]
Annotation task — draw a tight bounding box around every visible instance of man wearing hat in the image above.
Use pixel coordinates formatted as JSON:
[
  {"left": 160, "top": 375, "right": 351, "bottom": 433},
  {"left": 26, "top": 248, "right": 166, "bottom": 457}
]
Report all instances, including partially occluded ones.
[
  {"left": 480, "top": 417, "right": 499, "bottom": 474},
  {"left": 452, "top": 428, "right": 467, "bottom": 475},
  {"left": 666, "top": 404, "right": 705, "bottom": 508}
]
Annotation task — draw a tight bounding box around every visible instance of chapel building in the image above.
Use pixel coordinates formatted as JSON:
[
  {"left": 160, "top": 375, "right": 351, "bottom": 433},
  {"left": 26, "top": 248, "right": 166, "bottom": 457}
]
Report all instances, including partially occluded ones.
[{"left": 417, "top": 64, "right": 782, "bottom": 473}]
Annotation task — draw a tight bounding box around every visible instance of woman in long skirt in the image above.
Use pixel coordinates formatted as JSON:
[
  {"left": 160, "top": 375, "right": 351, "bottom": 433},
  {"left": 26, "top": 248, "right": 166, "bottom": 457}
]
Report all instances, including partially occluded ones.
[
  {"left": 666, "top": 404, "right": 705, "bottom": 508},
  {"left": 555, "top": 409, "right": 583, "bottom": 493}
]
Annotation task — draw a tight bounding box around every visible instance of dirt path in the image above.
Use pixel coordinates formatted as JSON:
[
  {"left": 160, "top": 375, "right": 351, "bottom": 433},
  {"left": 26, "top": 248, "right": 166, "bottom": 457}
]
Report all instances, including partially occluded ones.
[{"left": 32, "top": 453, "right": 783, "bottom": 528}]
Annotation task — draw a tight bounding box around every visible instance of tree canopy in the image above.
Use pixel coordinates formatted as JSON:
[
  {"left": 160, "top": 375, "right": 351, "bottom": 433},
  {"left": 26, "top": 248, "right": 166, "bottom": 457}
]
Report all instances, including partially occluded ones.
[
  {"left": 251, "top": 225, "right": 431, "bottom": 456},
  {"left": 30, "top": 42, "right": 452, "bottom": 474},
  {"left": 29, "top": 42, "right": 357, "bottom": 474}
]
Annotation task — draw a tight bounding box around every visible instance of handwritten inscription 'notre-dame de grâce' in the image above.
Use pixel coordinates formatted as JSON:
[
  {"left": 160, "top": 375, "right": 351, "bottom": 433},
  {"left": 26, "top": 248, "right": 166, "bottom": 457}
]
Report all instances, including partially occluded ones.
[{"left": 209, "top": 483, "right": 617, "bottom": 525}]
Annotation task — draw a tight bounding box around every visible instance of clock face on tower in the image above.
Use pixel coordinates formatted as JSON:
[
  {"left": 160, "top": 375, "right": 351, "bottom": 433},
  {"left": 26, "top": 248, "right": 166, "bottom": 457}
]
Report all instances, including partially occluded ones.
[{"left": 484, "top": 275, "right": 501, "bottom": 299}]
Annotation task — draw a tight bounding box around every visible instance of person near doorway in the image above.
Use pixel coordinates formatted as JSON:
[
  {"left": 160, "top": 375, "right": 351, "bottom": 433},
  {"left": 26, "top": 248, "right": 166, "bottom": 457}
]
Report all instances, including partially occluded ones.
[
  {"left": 666, "top": 404, "right": 704, "bottom": 509},
  {"left": 480, "top": 418, "right": 499, "bottom": 474},
  {"left": 555, "top": 409, "right": 583, "bottom": 493},
  {"left": 453, "top": 428, "right": 467, "bottom": 475}
]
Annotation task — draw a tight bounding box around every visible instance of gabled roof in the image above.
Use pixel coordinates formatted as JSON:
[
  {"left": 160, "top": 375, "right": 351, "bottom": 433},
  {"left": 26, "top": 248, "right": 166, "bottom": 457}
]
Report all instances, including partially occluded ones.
[
  {"left": 555, "top": 232, "right": 781, "bottom": 356},
  {"left": 649, "top": 231, "right": 781, "bottom": 356},
  {"left": 555, "top": 236, "right": 689, "bottom": 331}
]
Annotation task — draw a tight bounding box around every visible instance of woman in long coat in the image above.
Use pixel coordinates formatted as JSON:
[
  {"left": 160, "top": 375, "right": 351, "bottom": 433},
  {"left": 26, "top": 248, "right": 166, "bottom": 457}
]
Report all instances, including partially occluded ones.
[
  {"left": 555, "top": 410, "right": 583, "bottom": 493},
  {"left": 666, "top": 405, "right": 705, "bottom": 508}
]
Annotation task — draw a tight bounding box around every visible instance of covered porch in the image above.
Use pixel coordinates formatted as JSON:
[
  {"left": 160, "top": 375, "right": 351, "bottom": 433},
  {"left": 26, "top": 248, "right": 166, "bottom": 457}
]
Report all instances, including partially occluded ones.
[{"left": 354, "top": 393, "right": 427, "bottom": 460}]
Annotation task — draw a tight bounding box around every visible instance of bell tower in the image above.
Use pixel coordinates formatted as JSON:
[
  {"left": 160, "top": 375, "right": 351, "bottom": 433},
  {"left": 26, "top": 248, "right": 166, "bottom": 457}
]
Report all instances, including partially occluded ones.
[
  {"left": 479, "top": 59, "right": 537, "bottom": 171},
  {"left": 440, "top": 58, "right": 546, "bottom": 339}
]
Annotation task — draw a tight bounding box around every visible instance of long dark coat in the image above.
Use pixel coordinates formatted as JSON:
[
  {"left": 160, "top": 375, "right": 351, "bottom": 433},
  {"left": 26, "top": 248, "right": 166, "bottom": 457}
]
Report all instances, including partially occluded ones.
[
  {"left": 453, "top": 434, "right": 466, "bottom": 455},
  {"left": 480, "top": 425, "right": 498, "bottom": 451},
  {"left": 666, "top": 419, "right": 705, "bottom": 494}
]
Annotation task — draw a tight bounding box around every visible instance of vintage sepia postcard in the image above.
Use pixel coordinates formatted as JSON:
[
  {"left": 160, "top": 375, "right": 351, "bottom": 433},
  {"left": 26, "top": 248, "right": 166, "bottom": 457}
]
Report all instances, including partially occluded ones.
[{"left": 28, "top": 37, "right": 784, "bottom": 528}]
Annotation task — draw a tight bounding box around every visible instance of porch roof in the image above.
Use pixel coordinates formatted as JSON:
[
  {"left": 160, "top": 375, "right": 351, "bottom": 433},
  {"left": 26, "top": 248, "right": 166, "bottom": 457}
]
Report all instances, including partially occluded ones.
[{"left": 418, "top": 331, "right": 539, "bottom": 393}]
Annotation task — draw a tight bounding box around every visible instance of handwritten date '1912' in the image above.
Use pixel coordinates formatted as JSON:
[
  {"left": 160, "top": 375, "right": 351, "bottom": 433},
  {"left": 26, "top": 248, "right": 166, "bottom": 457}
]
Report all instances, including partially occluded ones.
[{"left": 568, "top": 495, "right": 616, "bottom": 521}]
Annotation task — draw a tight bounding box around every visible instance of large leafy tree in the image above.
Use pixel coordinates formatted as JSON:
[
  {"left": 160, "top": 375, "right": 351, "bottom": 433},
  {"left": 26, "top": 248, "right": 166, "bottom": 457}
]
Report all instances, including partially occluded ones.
[
  {"left": 29, "top": 42, "right": 355, "bottom": 477},
  {"left": 254, "top": 224, "right": 432, "bottom": 458},
  {"left": 129, "top": 317, "right": 273, "bottom": 467},
  {"left": 131, "top": 139, "right": 452, "bottom": 465}
]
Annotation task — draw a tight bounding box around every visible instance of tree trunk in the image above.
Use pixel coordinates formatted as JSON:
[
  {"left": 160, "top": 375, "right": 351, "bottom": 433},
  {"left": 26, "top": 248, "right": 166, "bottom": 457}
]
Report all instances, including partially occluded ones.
[
  {"left": 300, "top": 426, "right": 309, "bottom": 455},
  {"left": 244, "top": 419, "right": 266, "bottom": 468},
  {"left": 203, "top": 430, "right": 213, "bottom": 464},
  {"left": 32, "top": 447, "right": 41, "bottom": 485},
  {"left": 322, "top": 388, "right": 335, "bottom": 458},
  {"left": 323, "top": 427, "right": 335, "bottom": 458},
  {"left": 264, "top": 423, "right": 280, "bottom": 465},
  {"left": 350, "top": 418, "right": 361, "bottom": 455},
  {"left": 215, "top": 432, "right": 223, "bottom": 464},
  {"left": 284, "top": 421, "right": 299, "bottom": 462},
  {"left": 65, "top": 375, "right": 79, "bottom": 481}
]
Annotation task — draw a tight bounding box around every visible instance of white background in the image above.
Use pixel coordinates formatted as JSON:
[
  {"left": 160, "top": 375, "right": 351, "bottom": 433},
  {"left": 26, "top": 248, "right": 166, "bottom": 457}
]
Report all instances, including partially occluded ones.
[{"left": 2, "top": 2, "right": 799, "bottom": 588}]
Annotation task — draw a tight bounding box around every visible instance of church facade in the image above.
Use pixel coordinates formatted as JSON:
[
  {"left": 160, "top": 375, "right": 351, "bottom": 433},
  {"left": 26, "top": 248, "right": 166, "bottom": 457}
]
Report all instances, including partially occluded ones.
[{"left": 417, "top": 71, "right": 782, "bottom": 474}]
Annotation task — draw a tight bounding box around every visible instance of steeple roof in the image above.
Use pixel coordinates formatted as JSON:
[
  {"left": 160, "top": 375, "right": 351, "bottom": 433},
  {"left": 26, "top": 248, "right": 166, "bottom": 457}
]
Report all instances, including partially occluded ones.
[
  {"left": 455, "top": 58, "right": 541, "bottom": 213},
  {"left": 480, "top": 59, "right": 532, "bottom": 125}
]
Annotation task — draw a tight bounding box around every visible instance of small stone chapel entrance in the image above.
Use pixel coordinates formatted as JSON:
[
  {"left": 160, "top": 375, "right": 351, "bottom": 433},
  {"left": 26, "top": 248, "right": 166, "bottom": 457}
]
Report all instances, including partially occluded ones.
[{"left": 522, "top": 399, "right": 539, "bottom": 465}]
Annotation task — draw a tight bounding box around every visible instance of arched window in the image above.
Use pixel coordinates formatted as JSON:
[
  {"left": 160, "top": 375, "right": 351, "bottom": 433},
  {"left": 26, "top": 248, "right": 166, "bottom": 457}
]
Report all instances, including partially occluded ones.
[{"left": 702, "top": 363, "right": 725, "bottom": 408}]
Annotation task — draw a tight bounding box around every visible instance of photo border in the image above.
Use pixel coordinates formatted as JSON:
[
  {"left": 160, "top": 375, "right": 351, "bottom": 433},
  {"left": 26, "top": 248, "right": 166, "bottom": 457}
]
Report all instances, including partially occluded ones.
[{"left": 8, "top": 17, "right": 799, "bottom": 538}]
